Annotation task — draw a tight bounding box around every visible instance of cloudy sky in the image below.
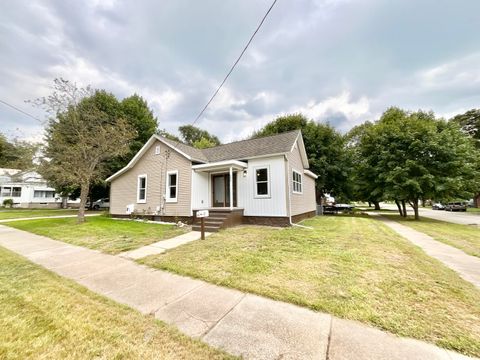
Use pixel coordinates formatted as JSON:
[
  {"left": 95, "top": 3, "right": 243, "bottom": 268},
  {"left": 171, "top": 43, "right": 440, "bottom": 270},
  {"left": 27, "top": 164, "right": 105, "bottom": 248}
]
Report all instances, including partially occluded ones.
[{"left": 1, "top": 0, "right": 479, "bottom": 143}]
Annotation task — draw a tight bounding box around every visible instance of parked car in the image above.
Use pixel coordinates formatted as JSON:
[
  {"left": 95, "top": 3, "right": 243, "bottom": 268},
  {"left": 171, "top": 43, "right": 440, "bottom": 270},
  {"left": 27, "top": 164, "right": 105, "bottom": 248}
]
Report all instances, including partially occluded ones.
[
  {"left": 92, "top": 198, "right": 110, "bottom": 210},
  {"left": 432, "top": 203, "right": 445, "bottom": 210},
  {"left": 444, "top": 202, "right": 467, "bottom": 212}
]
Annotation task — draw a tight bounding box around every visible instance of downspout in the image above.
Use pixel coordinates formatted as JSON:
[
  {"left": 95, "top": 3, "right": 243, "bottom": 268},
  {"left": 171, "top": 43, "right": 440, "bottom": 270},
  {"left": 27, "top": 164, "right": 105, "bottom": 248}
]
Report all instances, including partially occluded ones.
[
  {"left": 229, "top": 166, "right": 233, "bottom": 210},
  {"left": 285, "top": 155, "right": 293, "bottom": 226}
]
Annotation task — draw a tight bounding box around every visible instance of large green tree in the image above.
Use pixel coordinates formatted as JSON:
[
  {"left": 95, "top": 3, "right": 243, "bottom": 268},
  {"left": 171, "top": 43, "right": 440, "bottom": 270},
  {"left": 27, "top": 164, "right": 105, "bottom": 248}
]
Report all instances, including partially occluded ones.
[
  {"left": 252, "top": 114, "right": 351, "bottom": 201},
  {"left": 353, "top": 107, "right": 480, "bottom": 219},
  {"left": 36, "top": 79, "right": 136, "bottom": 223},
  {"left": 0, "top": 134, "right": 39, "bottom": 170},
  {"left": 178, "top": 125, "right": 220, "bottom": 148}
]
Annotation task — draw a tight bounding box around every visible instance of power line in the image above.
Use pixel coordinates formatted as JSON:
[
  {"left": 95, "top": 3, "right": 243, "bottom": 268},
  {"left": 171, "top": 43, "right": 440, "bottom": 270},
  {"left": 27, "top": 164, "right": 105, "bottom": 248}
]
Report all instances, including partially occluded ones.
[
  {"left": 190, "top": 0, "right": 278, "bottom": 127},
  {"left": 0, "top": 99, "right": 43, "bottom": 123}
]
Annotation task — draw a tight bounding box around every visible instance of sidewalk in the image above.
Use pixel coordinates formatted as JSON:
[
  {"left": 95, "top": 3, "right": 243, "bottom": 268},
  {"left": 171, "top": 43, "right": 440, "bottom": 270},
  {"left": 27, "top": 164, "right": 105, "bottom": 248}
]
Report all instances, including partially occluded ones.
[
  {"left": 0, "top": 213, "right": 101, "bottom": 223},
  {"left": 120, "top": 230, "right": 211, "bottom": 260},
  {"left": 0, "top": 225, "right": 473, "bottom": 360},
  {"left": 374, "top": 215, "right": 480, "bottom": 288}
]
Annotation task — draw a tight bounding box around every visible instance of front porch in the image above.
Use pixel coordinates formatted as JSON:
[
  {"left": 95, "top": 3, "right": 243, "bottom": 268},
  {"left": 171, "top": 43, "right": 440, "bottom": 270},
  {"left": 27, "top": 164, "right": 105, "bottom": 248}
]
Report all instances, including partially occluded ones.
[{"left": 192, "top": 208, "right": 244, "bottom": 232}]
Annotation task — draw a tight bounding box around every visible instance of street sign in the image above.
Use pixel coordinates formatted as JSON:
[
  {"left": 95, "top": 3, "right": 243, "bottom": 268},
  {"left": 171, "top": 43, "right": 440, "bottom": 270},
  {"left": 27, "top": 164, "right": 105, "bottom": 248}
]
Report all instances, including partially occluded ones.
[{"left": 196, "top": 210, "right": 209, "bottom": 218}]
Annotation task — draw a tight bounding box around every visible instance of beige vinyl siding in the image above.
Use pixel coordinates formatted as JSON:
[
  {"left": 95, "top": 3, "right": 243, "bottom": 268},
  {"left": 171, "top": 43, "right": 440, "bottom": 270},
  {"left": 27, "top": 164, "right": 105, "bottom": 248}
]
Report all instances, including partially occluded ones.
[
  {"left": 287, "top": 142, "right": 317, "bottom": 216},
  {"left": 110, "top": 140, "right": 192, "bottom": 216}
]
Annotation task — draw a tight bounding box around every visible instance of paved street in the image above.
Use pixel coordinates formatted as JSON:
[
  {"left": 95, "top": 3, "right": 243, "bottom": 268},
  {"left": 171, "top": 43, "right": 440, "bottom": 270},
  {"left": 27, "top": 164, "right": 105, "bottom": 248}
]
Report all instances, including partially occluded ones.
[
  {"left": 0, "top": 224, "right": 472, "bottom": 360},
  {"left": 379, "top": 203, "right": 480, "bottom": 226}
]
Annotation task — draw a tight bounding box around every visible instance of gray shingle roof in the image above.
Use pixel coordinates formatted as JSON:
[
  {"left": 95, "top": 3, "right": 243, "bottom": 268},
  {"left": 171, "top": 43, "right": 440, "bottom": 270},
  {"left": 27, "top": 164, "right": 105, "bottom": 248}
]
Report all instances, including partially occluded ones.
[{"left": 160, "top": 130, "right": 300, "bottom": 163}]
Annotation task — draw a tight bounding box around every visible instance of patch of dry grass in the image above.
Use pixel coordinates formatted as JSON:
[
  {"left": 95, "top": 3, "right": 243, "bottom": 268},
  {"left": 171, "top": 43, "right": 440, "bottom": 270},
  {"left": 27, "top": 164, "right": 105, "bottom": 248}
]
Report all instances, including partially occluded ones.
[
  {"left": 139, "top": 216, "right": 480, "bottom": 357},
  {"left": 0, "top": 246, "right": 233, "bottom": 360}
]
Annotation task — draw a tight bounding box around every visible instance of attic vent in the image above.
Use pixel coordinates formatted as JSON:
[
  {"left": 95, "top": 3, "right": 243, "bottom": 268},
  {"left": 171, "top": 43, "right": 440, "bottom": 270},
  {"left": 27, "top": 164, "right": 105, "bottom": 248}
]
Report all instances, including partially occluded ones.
[{"left": 155, "top": 145, "right": 161, "bottom": 155}]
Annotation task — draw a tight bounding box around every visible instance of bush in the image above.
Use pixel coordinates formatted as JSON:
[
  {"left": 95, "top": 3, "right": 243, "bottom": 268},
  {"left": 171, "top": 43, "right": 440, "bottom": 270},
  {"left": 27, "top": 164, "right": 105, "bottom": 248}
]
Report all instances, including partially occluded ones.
[{"left": 2, "top": 199, "right": 14, "bottom": 208}]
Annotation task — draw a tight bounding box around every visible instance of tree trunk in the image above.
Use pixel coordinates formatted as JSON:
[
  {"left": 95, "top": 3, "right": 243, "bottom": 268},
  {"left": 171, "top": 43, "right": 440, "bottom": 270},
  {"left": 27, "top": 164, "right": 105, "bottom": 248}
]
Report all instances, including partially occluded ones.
[
  {"left": 401, "top": 200, "right": 407, "bottom": 218},
  {"left": 368, "top": 201, "right": 371, "bottom": 207},
  {"left": 395, "top": 199, "right": 403, "bottom": 217},
  {"left": 77, "top": 182, "right": 89, "bottom": 224},
  {"left": 373, "top": 201, "right": 381, "bottom": 210},
  {"left": 411, "top": 198, "right": 420, "bottom": 220},
  {"left": 421, "top": 198, "right": 426, "bottom": 208}
]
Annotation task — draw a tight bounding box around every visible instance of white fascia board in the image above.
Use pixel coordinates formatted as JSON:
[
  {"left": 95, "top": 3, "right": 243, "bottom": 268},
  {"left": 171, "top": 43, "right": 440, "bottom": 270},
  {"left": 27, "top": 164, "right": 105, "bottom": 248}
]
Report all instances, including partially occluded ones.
[
  {"left": 106, "top": 134, "right": 205, "bottom": 182},
  {"left": 241, "top": 153, "right": 286, "bottom": 161},
  {"left": 304, "top": 169, "right": 318, "bottom": 179},
  {"left": 192, "top": 160, "right": 247, "bottom": 172}
]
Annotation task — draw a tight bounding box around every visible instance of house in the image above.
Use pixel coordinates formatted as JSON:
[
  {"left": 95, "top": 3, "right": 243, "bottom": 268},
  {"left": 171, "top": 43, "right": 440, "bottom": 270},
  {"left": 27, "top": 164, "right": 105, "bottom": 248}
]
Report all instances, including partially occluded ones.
[
  {"left": 0, "top": 168, "right": 63, "bottom": 208},
  {"left": 106, "top": 130, "right": 318, "bottom": 230}
]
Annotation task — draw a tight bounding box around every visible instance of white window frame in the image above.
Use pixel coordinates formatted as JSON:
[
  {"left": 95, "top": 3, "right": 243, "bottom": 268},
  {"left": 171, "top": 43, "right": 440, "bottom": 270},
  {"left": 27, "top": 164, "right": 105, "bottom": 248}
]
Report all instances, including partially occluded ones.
[
  {"left": 292, "top": 169, "right": 303, "bottom": 194},
  {"left": 137, "top": 174, "right": 147, "bottom": 203},
  {"left": 155, "top": 145, "right": 161, "bottom": 155},
  {"left": 165, "top": 170, "right": 178, "bottom": 203},
  {"left": 253, "top": 166, "right": 270, "bottom": 198}
]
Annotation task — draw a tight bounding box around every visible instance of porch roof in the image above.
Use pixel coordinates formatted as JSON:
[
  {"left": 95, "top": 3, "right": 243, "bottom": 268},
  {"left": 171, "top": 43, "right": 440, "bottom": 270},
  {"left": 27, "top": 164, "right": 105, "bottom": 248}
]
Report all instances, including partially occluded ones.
[{"left": 192, "top": 160, "right": 247, "bottom": 172}]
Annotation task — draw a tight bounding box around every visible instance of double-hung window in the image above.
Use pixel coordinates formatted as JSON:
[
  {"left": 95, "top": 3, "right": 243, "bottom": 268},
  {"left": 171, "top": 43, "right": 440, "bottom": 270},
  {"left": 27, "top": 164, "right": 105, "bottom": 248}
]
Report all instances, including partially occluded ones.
[
  {"left": 254, "top": 167, "right": 270, "bottom": 197},
  {"left": 166, "top": 170, "right": 178, "bottom": 202},
  {"left": 137, "top": 175, "right": 147, "bottom": 203},
  {"left": 292, "top": 170, "right": 303, "bottom": 194}
]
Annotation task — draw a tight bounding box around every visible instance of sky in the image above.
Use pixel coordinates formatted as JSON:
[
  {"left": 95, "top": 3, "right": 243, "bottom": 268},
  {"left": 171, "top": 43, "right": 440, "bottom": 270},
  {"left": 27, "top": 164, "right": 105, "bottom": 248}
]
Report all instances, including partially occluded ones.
[{"left": 1, "top": 0, "right": 479, "bottom": 143}]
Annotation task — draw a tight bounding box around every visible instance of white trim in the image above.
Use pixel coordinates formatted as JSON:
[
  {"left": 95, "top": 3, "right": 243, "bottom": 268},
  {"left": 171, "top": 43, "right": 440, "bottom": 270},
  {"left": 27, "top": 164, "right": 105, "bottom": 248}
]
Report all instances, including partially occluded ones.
[
  {"left": 165, "top": 170, "right": 178, "bottom": 203},
  {"left": 304, "top": 169, "right": 318, "bottom": 179},
  {"left": 253, "top": 165, "right": 270, "bottom": 198},
  {"left": 137, "top": 174, "right": 147, "bottom": 203},
  {"left": 106, "top": 135, "right": 205, "bottom": 182},
  {"left": 292, "top": 169, "right": 303, "bottom": 194},
  {"left": 192, "top": 160, "right": 247, "bottom": 172},
  {"left": 241, "top": 153, "right": 287, "bottom": 161}
]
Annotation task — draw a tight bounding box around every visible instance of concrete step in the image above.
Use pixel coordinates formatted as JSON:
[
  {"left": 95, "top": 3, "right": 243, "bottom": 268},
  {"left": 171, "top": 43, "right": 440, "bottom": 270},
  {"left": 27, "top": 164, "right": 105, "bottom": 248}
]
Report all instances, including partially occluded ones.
[{"left": 192, "top": 226, "right": 220, "bottom": 233}]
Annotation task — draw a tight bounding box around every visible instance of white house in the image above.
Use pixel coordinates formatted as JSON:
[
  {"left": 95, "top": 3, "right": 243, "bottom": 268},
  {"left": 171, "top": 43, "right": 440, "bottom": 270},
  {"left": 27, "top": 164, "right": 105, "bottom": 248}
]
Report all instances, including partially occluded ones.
[
  {"left": 107, "top": 131, "right": 318, "bottom": 230},
  {"left": 0, "top": 168, "right": 62, "bottom": 208}
]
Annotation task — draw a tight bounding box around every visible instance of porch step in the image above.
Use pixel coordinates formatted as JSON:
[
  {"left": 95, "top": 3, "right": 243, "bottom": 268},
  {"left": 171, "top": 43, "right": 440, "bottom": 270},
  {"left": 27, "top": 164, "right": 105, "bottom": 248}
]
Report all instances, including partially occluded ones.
[{"left": 192, "top": 209, "right": 244, "bottom": 232}]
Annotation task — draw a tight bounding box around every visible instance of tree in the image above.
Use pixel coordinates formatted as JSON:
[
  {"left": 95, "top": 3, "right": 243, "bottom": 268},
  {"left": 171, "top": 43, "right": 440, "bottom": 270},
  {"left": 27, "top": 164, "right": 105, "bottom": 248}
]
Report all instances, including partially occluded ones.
[
  {"left": 35, "top": 79, "right": 135, "bottom": 223},
  {"left": 353, "top": 107, "right": 480, "bottom": 219},
  {"left": 452, "top": 109, "right": 480, "bottom": 207},
  {"left": 192, "top": 137, "right": 218, "bottom": 149},
  {"left": 252, "top": 114, "right": 351, "bottom": 202},
  {"left": 0, "top": 134, "right": 39, "bottom": 170},
  {"left": 178, "top": 125, "right": 220, "bottom": 148}
]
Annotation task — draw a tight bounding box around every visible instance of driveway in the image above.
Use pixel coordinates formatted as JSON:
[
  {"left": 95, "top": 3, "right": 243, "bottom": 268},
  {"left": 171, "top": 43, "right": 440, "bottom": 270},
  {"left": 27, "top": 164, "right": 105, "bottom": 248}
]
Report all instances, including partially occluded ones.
[{"left": 379, "top": 203, "right": 480, "bottom": 226}]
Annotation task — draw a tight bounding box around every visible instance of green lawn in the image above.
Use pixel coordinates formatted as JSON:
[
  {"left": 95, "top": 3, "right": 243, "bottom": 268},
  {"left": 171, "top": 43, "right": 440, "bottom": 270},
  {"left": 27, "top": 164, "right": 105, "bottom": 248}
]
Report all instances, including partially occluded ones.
[
  {"left": 5, "top": 216, "right": 186, "bottom": 254},
  {"left": 385, "top": 215, "right": 480, "bottom": 257},
  {"left": 139, "top": 216, "right": 480, "bottom": 357},
  {"left": 0, "top": 246, "right": 231, "bottom": 360},
  {"left": 0, "top": 209, "right": 82, "bottom": 220}
]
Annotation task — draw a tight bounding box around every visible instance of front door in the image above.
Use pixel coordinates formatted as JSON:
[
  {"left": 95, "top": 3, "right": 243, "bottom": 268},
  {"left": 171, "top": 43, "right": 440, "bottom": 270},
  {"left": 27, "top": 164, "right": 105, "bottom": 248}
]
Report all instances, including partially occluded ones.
[{"left": 212, "top": 173, "right": 237, "bottom": 207}]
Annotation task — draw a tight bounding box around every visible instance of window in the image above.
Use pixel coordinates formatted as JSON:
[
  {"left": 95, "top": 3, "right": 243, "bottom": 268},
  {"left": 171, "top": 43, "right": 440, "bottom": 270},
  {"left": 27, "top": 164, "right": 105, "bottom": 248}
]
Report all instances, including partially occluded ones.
[
  {"left": 292, "top": 170, "right": 303, "bottom": 194},
  {"left": 166, "top": 170, "right": 178, "bottom": 202},
  {"left": 155, "top": 145, "right": 161, "bottom": 155},
  {"left": 254, "top": 167, "right": 269, "bottom": 197},
  {"left": 34, "top": 190, "right": 56, "bottom": 198},
  {"left": 12, "top": 187, "right": 22, "bottom": 197},
  {"left": 137, "top": 175, "right": 147, "bottom": 203},
  {"left": 1, "top": 186, "right": 11, "bottom": 197}
]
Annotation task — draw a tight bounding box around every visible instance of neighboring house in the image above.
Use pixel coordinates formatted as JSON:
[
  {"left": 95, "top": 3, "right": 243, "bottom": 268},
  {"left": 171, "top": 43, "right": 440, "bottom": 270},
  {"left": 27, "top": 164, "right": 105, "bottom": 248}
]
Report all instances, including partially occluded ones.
[
  {"left": 107, "top": 130, "right": 318, "bottom": 230},
  {"left": 0, "top": 168, "right": 62, "bottom": 208}
]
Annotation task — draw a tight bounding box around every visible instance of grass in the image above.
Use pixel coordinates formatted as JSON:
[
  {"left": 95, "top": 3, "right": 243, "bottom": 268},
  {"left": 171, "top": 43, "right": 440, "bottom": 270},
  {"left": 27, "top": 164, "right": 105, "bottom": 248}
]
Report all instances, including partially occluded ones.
[
  {"left": 139, "top": 216, "right": 480, "bottom": 357},
  {"left": 0, "top": 246, "right": 232, "bottom": 360},
  {"left": 385, "top": 215, "right": 480, "bottom": 257},
  {"left": 5, "top": 216, "right": 186, "bottom": 254},
  {"left": 467, "top": 207, "right": 480, "bottom": 213},
  {"left": 0, "top": 209, "right": 82, "bottom": 220}
]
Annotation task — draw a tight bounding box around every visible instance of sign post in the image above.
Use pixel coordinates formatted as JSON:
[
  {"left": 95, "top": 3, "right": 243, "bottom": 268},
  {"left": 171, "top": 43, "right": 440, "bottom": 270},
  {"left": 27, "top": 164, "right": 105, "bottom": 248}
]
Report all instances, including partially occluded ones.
[{"left": 196, "top": 210, "right": 209, "bottom": 240}]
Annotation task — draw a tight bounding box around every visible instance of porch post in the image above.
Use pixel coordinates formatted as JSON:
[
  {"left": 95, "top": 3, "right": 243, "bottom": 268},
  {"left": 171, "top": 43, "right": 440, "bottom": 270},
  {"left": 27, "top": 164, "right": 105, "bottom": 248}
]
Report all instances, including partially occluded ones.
[{"left": 229, "top": 166, "right": 233, "bottom": 210}]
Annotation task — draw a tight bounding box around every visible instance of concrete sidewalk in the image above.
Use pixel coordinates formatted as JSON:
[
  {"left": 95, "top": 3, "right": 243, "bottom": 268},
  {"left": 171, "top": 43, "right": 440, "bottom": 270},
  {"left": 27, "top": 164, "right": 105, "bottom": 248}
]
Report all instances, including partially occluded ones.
[
  {"left": 375, "top": 215, "right": 480, "bottom": 288},
  {"left": 0, "top": 213, "right": 101, "bottom": 223},
  {"left": 120, "top": 230, "right": 211, "bottom": 260},
  {"left": 0, "top": 225, "right": 473, "bottom": 360}
]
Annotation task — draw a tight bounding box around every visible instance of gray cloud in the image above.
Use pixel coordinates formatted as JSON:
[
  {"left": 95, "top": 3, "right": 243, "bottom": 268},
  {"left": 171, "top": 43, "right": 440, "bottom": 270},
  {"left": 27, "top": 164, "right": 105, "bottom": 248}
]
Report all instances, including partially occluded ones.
[{"left": 1, "top": 0, "right": 479, "bottom": 143}]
